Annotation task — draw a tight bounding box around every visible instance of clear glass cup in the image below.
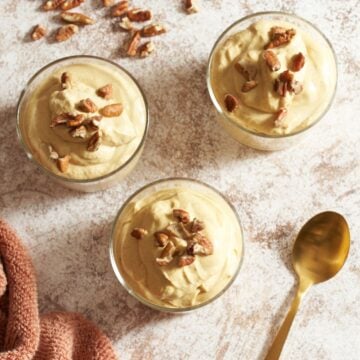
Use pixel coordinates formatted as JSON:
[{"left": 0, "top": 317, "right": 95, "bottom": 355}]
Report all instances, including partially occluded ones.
[
  {"left": 109, "top": 178, "right": 245, "bottom": 313},
  {"left": 16, "top": 55, "right": 149, "bottom": 192},
  {"left": 207, "top": 11, "right": 337, "bottom": 151}
]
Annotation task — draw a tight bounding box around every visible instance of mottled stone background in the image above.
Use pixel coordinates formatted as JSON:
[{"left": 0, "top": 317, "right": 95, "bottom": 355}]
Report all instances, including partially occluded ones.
[{"left": 0, "top": 0, "right": 359, "bottom": 359}]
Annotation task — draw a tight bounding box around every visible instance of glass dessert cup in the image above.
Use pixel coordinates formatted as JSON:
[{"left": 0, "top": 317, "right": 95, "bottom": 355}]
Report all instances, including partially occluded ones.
[
  {"left": 16, "top": 55, "right": 149, "bottom": 192},
  {"left": 110, "top": 178, "right": 244, "bottom": 313},
  {"left": 207, "top": 11, "right": 337, "bottom": 151}
]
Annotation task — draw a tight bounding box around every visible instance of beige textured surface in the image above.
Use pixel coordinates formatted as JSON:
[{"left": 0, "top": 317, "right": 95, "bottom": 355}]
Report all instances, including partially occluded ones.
[{"left": 0, "top": 0, "right": 359, "bottom": 359}]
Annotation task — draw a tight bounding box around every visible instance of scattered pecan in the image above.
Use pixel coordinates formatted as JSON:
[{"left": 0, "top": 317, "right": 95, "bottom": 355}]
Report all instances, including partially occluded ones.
[
  {"left": 97, "top": 84, "right": 113, "bottom": 99},
  {"left": 87, "top": 130, "right": 102, "bottom": 151},
  {"left": 67, "top": 114, "right": 85, "bottom": 127},
  {"left": 84, "top": 115, "right": 102, "bottom": 130},
  {"left": 190, "top": 218, "right": 205, "bottom": 233},
  {"left": 60, "top": 0, "right": 84, "bottom": 11},
  {"left": 57, "top": 155, "right": 71, "bottom": 173},
  {"left": 178, "top": 255, "right": 195, "bottom": 267},
  {"left": 78, "top": 98, "right": 98, "bottom": 113},
  {"left": 50, "top": 113, "right": 74, "bottom": 127},
  {"left": 173, "top": 209, "right": 190, "bottom": 224},
  {"left": 234, "top": 62, "right": 257, "bottom": 81},
  {"left": 70, "top": 125, "right": 87, "bottom": 138},
  {"left": 131, "top": 227, "right": 148, "bottom": 239},
  {"left": 291, "top": 52, "right": 305, "bottom": 72},
  {"left": 290, "top": 80, "right": 303, "bottom": 95},
  {"left": 31, "top": 25, "right": 47, "bottom": 40},
  {"left": 139, "top": 41, "right": 155, "bottom": 58},
  {"left": 102, "top": 0, "right": 114, "bottom": 6},
  {"left": 127, "top": 8, "right": 152, "bottom": 22},
  {"left": 279, "top": 70, "right": 294, "bottom": 83},
  {"left": 273, "top": 79, "right": 285, "bottom": 97},
  {"left": 264, "top": 27, "right": 296, "bottom": 49},
  {"left": 241, "top": 80, "right": 258, "bottom": 93},
  {"left": 274, "top": 107, "right": 288, "bottom": 128},
  {"left": 60, "top": 11, "right": 95, "bottom": 25},
  {"left": 263, "top": 50, "right": 281, "bottom": 71},
  {"left": 141, "top": 23, "right": 166, "bottom": 37},
  {"left": 274, "top": 70, "right": 302, "bottom": 97},
  {"left": 154, "top": 232, "right": 169, "bottom": 247},
  {"left": 55, "top": 24, "right": 79, "bottom": 42},
  {"left": 127, "top": 30, "right": 141, "bottom": 57},
  {"left": 119, "top": 16, "right": 133, "bottom": 31},
  {"left": 111, "top": 1, "right": 128, "bottom": 17},
  {"left": 224, "top": 94, "right": 239, "bottom": 112},
  {"left": 187, "top": 234, "right": 213, "bottom": 256},
  {"left": 99, "top": 103, "right": 123, "bottom": 117},
  {"left": 60, "top": 72, "right": 72, "bottom": 89},
  {"left": 48, "top": 145, "right": 59, "bottom": 160},
  {"left": 156, "top": 241, "right": 176, "bottom": 266},
  {"left": 184, "top": 0, "right": 199, "bottom": 14},
  {"left": 42, "top": 0, "right": 65, "bottom": 11}
]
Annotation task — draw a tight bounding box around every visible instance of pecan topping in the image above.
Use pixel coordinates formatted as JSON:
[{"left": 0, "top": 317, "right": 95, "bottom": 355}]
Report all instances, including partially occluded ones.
[
  {"left": 48, "top": 145, "right": 59, "bottom": 160},
  {"left": 97, "top": 84, "right": 113, "bottom": 99},
  {"left": 241, "top": 80, "right": 258, "bottom": 93},
  {"left": 263, "top": 50, "right": 281, "bottom": 71},
  {"left": 279, "top": 70, "right": 294, "bottom": 83},
  {"left": 127, "top": 8, "right": 152, "bottom": 22},
  {"left": 290, "top": 80, "right": 303, "bottom": 95},
  {"left": 131, "top": 227, "right": 148, "bottom": 239},
  {"left": 60, "top": 11, "right": 95, "bottom": 25},
  {"left": 67, "top": 114, "right": 85, "bottom": 127},
  {"left": 31, "top": 25, "right": 47, "bottom": 40},
  {"left": 78, "top": 98, "right": 98, "bottom": 113},
  {"left": 102, "top": 0, "right": 114, "bottom": 6},
  {"left": 224, "top": 94, "right": 239, "bottom": 112},
  {"left": 184, "top": 0, "right": 199, "bottom": 14},
  {"left": 127, "top": 30, "right": 141, "bottom": 57},
  {"left": 264, "top": 27, "right": 296, "bottom": 49},
  {"left": 60, "top": 0, "right": 84, "bottom": 11},
  {"left": 139, "top": 41, "right": 155, "bottom": 58},
  {"left": 99, "top": 103, "right": 123, "bottom": 117},
  {"left": 50, "top": 113, "right": 74, "bottom": 127},
  {"left": 173, "top": 209, "right": 190, "bottom": 224},
  {"left": 42, "top": 0, "right": 65, "bottom": 11},
  {"left": 234, "top": 62, "right": 257, "bottom": 81},
  {"left": 178, "top": 255, "right": 195, "bottom": 267},
  {"left": 156, "top": 241, "right": 176, "bottom": 266},
  {"left": 141, "top": 24, "right": 166, "bottom": 37},
  {"left": 111, "top": 1, "right": 128, "bottom": 17},
  {"left": 84, "top": 115, "right": 102, "bottom": 130},
  {"left": 274, "top": 70, "right": 302, "bottom": 97},
  {"left": 57, "top": 155, "right": 71, "bottom": 173},
  {"left": 187, "top": 234, "right": 213, "bottom": 256},
  {"left": 55, "top": 24, "right": 79, "bottom": 42},
  {"left": 60, "top": 72, "right": 72, "bottom": 89},
  {"left": 119, "top": 16, "right": 133, "bottom": 31},
  {"left": 154, "top": 232, "right": 169, "bottom": 247},
  {"left": 291, "top": 52, "right": 305, "bottom": 72},
  {"left": 274, "top": 107, "right": 288, "bottom": 128},
  {"left": 87, "top": 130, "right": 102, "bottom": 152},
  {"left": 190, "top": 218, "right": 205, "bottom": 233},
  {"left": 70, "top": 125, "right": 87, "bottom": 138}
]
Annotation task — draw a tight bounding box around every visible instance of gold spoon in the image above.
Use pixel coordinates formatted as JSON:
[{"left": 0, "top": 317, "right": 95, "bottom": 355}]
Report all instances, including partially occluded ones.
[{"left": 265, "top": 211, "right": 350, "bottom": 360}]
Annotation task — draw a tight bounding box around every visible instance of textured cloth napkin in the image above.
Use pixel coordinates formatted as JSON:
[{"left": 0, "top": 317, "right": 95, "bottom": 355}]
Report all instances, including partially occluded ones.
[{"left": 0, "top": 220, "right": 117, "bottom": 360}]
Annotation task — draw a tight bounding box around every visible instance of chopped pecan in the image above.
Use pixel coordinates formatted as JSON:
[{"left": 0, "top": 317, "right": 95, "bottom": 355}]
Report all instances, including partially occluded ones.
[
  {"left": 60, "top": 72, "right": 72, "bottom": 89},
  {"left": 234, "top": 62, "right": 257, "bottom": 81},
  {"left": 274, "top": 107, "right": 288, "bottom": 128},
  {"left": 57, "top": 155, "right": 71, "bottom": 173},
  {"left": 184, "top": 0, "right": 199, "bottom": 14},
  {"left": 84, "top": 115, "right": 102, "bottom": 130},
  {"left": 274, "top": 79, "right": 286, "bottom": 97},
  {"left": 55, "top": 24, "right": 79, "bottom": 42},
  {"left": 102, "top": 0, "right": 114, "bottom": 6},
  {"left": 241, "top": 80, "right": 258, "bottom": 93},
  {"left": 190, "top": 218, "right": 205, "bottom": 233},
  {"left": 141, "top": 23, "right": 166, "bottom": 37},
  {"left": 156, "top": 241, "right": 176, "bottom": 266},
  {"left": 290, "top": 80, "right": 303, "bottom": 95},
  {"left": 127, "top": 31, "right": 141, "bottom": 57},
  {"left": 173, "top": 209, "right": 190, "bottom": 224},
  {"left": 279, "top": 70, "right": 294, "bottom": 83},
  {"left": 60, "top": 0, "right": 84, "bottom": 11},
  {"left": 111, "top": 1, "right": 128, "bottom": 17},
  {"left": 139, "top": 41, "right": 155, "bottom": 58},
  {"left": 31, "top": 25, "right": 47, "bottom": 40},
  {"left": 187, "top": 234, "right": 213, "bottom": 256},
  {"left": 178, "top": 255, "right": 195, "bottom": 267},
  {"left": 291, "top": 52, "right": 305, "bottom": 72},
  {"left": 131, "top": 227, "right": 148, "bottom": 239},
  {"left": 42, "top": 0, "right": 65, "bottom": 11},
  {"left": 263, "top": 50, "right": 281, "bottom": 71},
  {"left": 67, "top": 114, "right": 85, "bottom": 127},
  {"left": 48, "top": 145, "right": 59, "bottom": 160},
  {"left": 154, "top": 232, "right": 169, "bottom": 247},
  {"left": 87, "top": 130, "right": 102, "bottom": 152},
  {"left": 224, "top": 94, "right": 239, "bottom": 112},
  {"left": 78, "top": 98, "right": 98, "bottom": 113},
  {"left": 50, "top": 113, "right": 74, "bottom": 127},
  {"left": 264, "top": 27, "right": 296, "bottom": 49},
  {"left": 60, "top": 11, "right": 95, "bottom": 25},
  {"left": 70, "top": 125, "right": 87, "bottom": 138},
  {"left": 99, "top": 103, "right": 123, "bottom": 117},
  {"left": 127, "top": 8, "right": 152, "bottom": 22},
  {"left": 119, "top": 16, "right": 133, "bottom": 31},
  {"left": 97, "top": 84, "right": 113, "bottom": 99}
]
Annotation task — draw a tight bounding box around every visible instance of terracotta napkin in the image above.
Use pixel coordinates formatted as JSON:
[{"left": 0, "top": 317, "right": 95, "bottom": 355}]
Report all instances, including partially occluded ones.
[{"left": 0, "top": 219, "right": 117, "bottom": 360}]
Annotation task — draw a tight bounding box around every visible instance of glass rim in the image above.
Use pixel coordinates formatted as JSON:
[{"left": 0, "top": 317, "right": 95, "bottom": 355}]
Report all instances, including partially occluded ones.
[
  {"left": 206, "top": 11, "right": 338, "bottom": 139},
  {"left": 16, "top": 54, "right": 149, "bottom": 184},
  {"left": 109, "top": 177, "right": 245, "bottom": 313}
]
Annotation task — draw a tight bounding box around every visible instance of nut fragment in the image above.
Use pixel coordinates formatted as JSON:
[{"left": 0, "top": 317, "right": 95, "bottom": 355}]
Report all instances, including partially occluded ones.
[
  {"left": 234, "top": 62, "right": 257, "bottom": 81},
  {"left": 184, "top": 0, "right": 199, "bottom": 14},
  {"left": 241, "top": 80, "right": 258, "bottom": 93},
  {"left": 263, "top": 50, "right": 281, "bottom": 71},
  {"left": 178, "top": 255, "right": 195, "bottom": 267},
  {"left": 50, "top": 113, "right": 74, "bottom": 127},
  {"left": 127, "top": 31, "right": 141, "bottom": 57},
  {"left": 48, "top": 145, "right": 59, "bottom": 160},
  {"left": 173, "top": 209, "right": 190, "bottom": 224},
  {"left": 290, "top": 80, "right": 303, "bottom": 95},
  {"left": 61, "top": 72, "right": 72, "bottom": 89},
  {"left": 87, "top": 130, "right": 102, "bottom": 152},
  {"left": 55, "top": 24, "right": 79, "bottom": 42},
  {"left": 84, "top": 115, "right": 102, "bottom": 130},
  {"left": 131, "top": 227, "right": 148, "bottom": 239},
  {"left": 119, "top": 16, "right": 133, "bottom": 31},
  {"left": 139, "top": 41, "right": 155, "bottom": 58},
  {"left": 111, "top": 1, "right": 128, "bottom": 17},
  {"left": 190, "top": 218, "right": 205, "bottom": 233},
  {"left": 274, "top": 107, "right": 288, "bottom": 128},
  {"left": 127, "top": 8, "right": 152, "bottom": 22},
  {"left": 156, "top": 241, "right": 176, "bottom": 266},
  {"left": 102, "top": 0, "right": 114, "bottom": 6},
  {"left": 99, "top": 103, "right": 123, "bottom": 117},
  {"left": 60, "top": 12, "right": 95, "bottom": 25},
  {"left": 70, "top": 125, "right": 87, "bottom": 138},
  {"left": 224, "top": 94, "right": 239, "bottom": 112},
  {"left": 141, "top": 23, "right": 166, "bottom": 37},
  {"left": 279, "top": 70, "right": 294, "bottom": 83},
  {"left": 264, "top": 27, "right": 296, "bottom": 49},
  {"left": 154, "top": 232, "right": 169, "bottom": 247},
  {"left": 67, "top": 114, "right": 85, "bottom": 127},
  {"left": 42, "top": 0, "right": 65, "bottom": 11},
  {"left": 97, "top": 84, "right": 113, "bottom": 99},
  {"left": 31, "top": 25, "right": 47, "bottom": 40},
  {"left": 187, "top": 234, "right": 213, "bottom": 256},
  {"left": 57, "top": 155, "right": 71, "bottom": 173},
  {"left": 78, "top": 98, "right": 98, "bottom": 113},
  {"left": 291, "top": 52, "right": 305, "bottom": 72},
  {"left": 61, "top": 0, "right": 84, "bottom": 11}
]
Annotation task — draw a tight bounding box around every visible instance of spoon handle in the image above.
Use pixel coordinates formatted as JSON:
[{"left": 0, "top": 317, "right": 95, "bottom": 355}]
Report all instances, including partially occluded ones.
[{"left": 264, "top": 282, "right": 311, "bottom": 360}]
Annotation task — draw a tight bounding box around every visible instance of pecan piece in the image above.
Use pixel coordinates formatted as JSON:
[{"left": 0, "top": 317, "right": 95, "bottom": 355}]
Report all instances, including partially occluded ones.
[
  {"left": 60, "top": 72, "right": 72, "bottom": 89},
  {"left": 70, "top": 125, "right": 87, "bottom": 138},
  {"left": 141, "top": 24, "right": 166, "bottom": 37},
  {"left": 154, "top": 232, "right": 169, "bottom": 247},
  {"left": 31, "top": 25, "right": 47, "bottom": 40},
  {"left": 50, "top": 113, "right": 74, "bottom": 127},
  {"left": 78, "top": 98, "right": 98, "bottom": 113},
  {"left": 99, "top": 103, "right": 123, "bottom": 117},
  {"left": 139, "top": 41, "right": 155, "bottom": 58},
  {"left": 87, "top": 130, "right": 102, "bottom": 151},
  {"left": 173, "top": 209, "right": 190, "bottom": 224},
  {"left": 187, "top": 234, "right": 213, "bottom": 256},
  {"left": 156, "top": 241, "right": 176, "bottom": 266},
  {"left": 48, "top": 145, "right": 59, "bottom": 160},
  {"left": 111, "top": 1, "right": 128, "bottom": 17},
  {"left": 42, "top": 0, "right": 65, "bottom": 11},
  {"left": 290, "top": 80, "right": 303, "bottom": 95},
  {"left": 178, "top": 255, "right": 195, "bottom": 267},
  {"left": 184, "top": 0, "right": 199, "bottom": 14},
  {"left": 60, "top": 0, "right": 84, "bottom": 11},
  {"left": 190, "top": 218, "right": 205, "bottom": 233},
  {"left": 274, "top": 107, "right": 288, "bottom": 128},
  {"left": 263, "top": 50, "right": 281, "bottom": 71},
  {"left": 57, "top": 155, "right": 71, "bottom": 173},
  {"left": 291, "top": 52, "right": 305, "bottom": 72},
  {"left": 127, "top": 8, "right": 152, "bottom": 22},
  {"left": 265, "top": 27, "right": 296, "bottom": 49},
  {"left": 224, "top": 94, "right": 239, "bottom": 112},
  {"left": 131, "top": 227, "right": 148, "bottom": 239},
  {"left": 127, "top": 30, "right": 141, "bottom": 57},
  {"left": 67, "top": 114, "right": 85, "bottom": 127},
  {"left": 241, "top": 80, "right": 258, "bottom": 93},
  {"left": 60, "top": 12, "right": 95, "bottom": 25},
  {"left": 97, "top": 84, "right": 113, "bottom": 99},
  {"left": 119, "top": 16, "right": 133, "bottom": 31},
  {"left": 84, "top": 115, "right": 102, "bottom": 130},
  {"left": 102, "top": 0, "right": 114, "bottom": 6},
  {"left": 279, "top": 70, "right": 294, "bottom": 83},
  {"left": 55, "top": 24, "right": 79, "bottom": 42},
  {"left": 234, "top": 62, "right": 257, "bottom": 81}
]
